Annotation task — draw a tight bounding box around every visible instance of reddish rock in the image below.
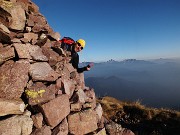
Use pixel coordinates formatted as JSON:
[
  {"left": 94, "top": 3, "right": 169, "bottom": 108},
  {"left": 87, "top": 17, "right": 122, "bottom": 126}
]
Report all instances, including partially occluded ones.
[
  {"left": 27, "top": 44, "right": 48, "bottom": 61},
  {"left": 62, "top": 78, "right": 75, "bottom": 98},
  {"left": 28, "top": 1, "right": 39, "bottom": 13},
  {"left": 0, "top": 98, "right": 25, "bottom": 116},
  {"left": 0, "top": 60, "right": 30, "bottom": 99},
  {"left": 16, "top": 0, "right": 30, "bottom": 4},
  {"left": 0, "top": 28, "right": 12, "bottom": 44},
  {"left": 0, "top": 1, "right": 26, "bottom": 30},
  {"left": 20, "top": 37, "right": 29, "bottom": 43},
  {"left": 47, "top": 32, "right": 60, "bottom": 41},
  {"left": 70, "top": 89, "right": 87, "bottom": 104},
  {"left": 54, "top": 61, "right": 66, "bottom": 76},
  {"left": 97, "top": 116, "right": 105, "bottom": 129},
  {"left": 65, "top": 63, "right": 76, "bottom": 73},
  {"left": 0, "top": 2, "right": 11, "bottom": 27},
  {"left": 13, "top": 43, "right": 31, "bottom": 59},
  {"left": 9, "top": 0, "right": 17, "bottom": 3},
  {"left": 0, "top": 43, "right": 3, "bottom": 48},
  {"left": 11, "top": 38, "right": 21, "bottom": 43},
  {"left": 28, "top": 14, "right": 47, "bottom": 25},
  {"left": 26, "top": 19, "right": 35, "bottom": 27},
  {"left": 16, "top": 0, "right": 29, "bottom": 13},
  {"left": 32, "top": 113, "right": 43, "bottom": 129},
  {"left": 52, "top": 118, "right": 68, "bottom": 135},
  {"left": 10, "top": 4, "right": 26, "bottom": 30},
  {"left": 40, "top": 94, "right": 70, "bottom": 128},
  {"left": 29, "top": 62, "right": 59, "bottom": 81},
  {"left": 55, "top": 78, "right": 62, "bottom": 90},
  {"left": 84, "top": 88, "right": 96, "bottom": 103},
  {"left": 70, "top": 102, "right": 82, "bottom": 112},
  {"left": 68, "top": 109, "right": 98, "bottom": 135},
  {"left": 0, "top": 110, "right": 33, "bottom": 135},
  {"left": 32, "top": 23, "right": 53, "bottom": 33},
  {"left": 42, "top": 47, "right": 63, "bottom": 66},
  {"left": 31, "top": 126, "right": 51, "bottom": 135},
  {"left": 94, "top": 103, "right": 103, "bottom": 121},
  {"left": 24, "top": 32, "right": 38, "bottom": 44},
  {"left": 0, "top": 46, "right": 15, "bottom": 65},
  {"left": 25, "top": 82, "right": 56, "bottom": 105},
  {"left": 0, "top": 23, "right": 10, "bottom": 34}
]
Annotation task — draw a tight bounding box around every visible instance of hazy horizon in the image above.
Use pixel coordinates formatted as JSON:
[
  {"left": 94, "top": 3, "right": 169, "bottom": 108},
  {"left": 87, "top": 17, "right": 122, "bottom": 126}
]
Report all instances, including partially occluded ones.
[
  {"left": 81, "top": 57, "right": 180, "bottom": 63},
  {"left": 84, "top": 58, "right": 180, "bottom": 110}
]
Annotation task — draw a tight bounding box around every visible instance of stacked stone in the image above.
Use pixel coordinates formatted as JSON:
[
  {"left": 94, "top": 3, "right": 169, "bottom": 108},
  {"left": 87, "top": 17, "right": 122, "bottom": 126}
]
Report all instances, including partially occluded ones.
[{"left": 0, "top": 0, "right": 106, "bottom": 134}]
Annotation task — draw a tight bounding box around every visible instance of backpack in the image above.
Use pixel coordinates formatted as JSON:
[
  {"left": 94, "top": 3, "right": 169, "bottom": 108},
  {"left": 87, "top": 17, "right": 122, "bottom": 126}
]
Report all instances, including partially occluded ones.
[{"left": 59, "top": 37, "right": 75, "bottom": 50}]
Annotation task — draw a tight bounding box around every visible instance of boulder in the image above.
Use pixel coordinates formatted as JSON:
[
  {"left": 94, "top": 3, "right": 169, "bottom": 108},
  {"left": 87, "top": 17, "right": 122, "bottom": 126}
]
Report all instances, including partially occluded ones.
[
  {"left": 39, "top": 94, "right": 70, "bottom": 128},
  {"left": 52, "top": 118, "right": 68, "bottom": 135},
  {"left": 31, "top": 113, "right": 43, "bottom": 129},
  {"left": 29, "top": 62, "right": 59, "bottom": 81},
  {"left": 0, "top": 111, "right": 33, "bottom": 135},
  {"left": 30, "top": 126, "right": 51, "bottom": 135},
  {"left": 0, "top": 46, "right": 15, "bottom": 65},
  {"left": 0, "top": 98, "right": 25, "bottom": 116},
  {"left": 25, "top": 82, "right": 56, "bottom": 105},
  {"left": 68, "top": 109, "right": 98, "bottom": 135},
  {"left": 0, "top": 60, "right": 30, "bottom": 99},
  {"left": 0, "top": 0, "right": 26, "bottom": 30}
]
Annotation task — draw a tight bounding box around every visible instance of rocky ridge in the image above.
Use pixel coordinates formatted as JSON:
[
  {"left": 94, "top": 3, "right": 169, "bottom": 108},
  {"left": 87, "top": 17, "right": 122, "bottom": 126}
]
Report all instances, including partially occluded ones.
[{"left": 0, "top": 0, "right": 134, "bottom": 134}]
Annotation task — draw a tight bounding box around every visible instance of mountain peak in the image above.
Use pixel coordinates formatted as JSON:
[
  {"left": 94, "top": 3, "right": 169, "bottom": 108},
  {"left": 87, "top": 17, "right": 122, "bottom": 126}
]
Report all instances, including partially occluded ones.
[{"left": 106, "top": 59, "right": 118, "bottom": 63}]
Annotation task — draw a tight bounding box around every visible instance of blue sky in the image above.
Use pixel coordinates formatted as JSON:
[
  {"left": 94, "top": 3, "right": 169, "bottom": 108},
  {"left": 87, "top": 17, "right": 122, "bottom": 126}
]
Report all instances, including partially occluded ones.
[{"left": 32, "top": 0, "right": 180, "bottom": 62}]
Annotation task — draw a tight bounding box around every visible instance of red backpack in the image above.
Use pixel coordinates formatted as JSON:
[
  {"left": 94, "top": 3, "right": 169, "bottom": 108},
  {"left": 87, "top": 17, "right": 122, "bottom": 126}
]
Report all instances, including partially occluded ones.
[
  {"left": 59, "top": 37, "right": 75, "bottom": 45},
  {"left": 59, "top": 37, "right": 75, "bottom": 51}
]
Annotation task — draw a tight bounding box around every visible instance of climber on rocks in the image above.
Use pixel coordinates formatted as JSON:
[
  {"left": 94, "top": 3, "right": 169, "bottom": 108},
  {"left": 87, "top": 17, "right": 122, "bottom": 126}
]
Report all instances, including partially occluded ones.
[{"left": 58, "top": 37, "right": 93, "bottom": 89}]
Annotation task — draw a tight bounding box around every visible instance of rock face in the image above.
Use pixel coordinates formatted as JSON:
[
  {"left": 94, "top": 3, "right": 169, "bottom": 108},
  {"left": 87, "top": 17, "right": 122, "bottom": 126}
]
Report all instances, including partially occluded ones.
[
  {"left": 0, "top": 111, "right": 33, "bottom": 135},
  {"left": 0, "top": 0, "right": 134, "bottom": 134}
]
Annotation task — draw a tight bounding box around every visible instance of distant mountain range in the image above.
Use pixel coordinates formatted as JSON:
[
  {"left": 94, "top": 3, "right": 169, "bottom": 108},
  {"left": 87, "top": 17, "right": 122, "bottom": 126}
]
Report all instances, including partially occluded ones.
[
  {"left": 83, "top": 58, "right": 180, "bottom": 110},
  {"left": 80, "top": 58, "right": 180, "bottom": 66}
]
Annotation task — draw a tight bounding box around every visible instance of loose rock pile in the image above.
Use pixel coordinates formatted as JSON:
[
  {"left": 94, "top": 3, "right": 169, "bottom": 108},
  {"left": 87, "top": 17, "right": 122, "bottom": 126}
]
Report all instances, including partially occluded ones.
[{"left": 0, "top": 0, "right": 134, "bottom": 135}]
